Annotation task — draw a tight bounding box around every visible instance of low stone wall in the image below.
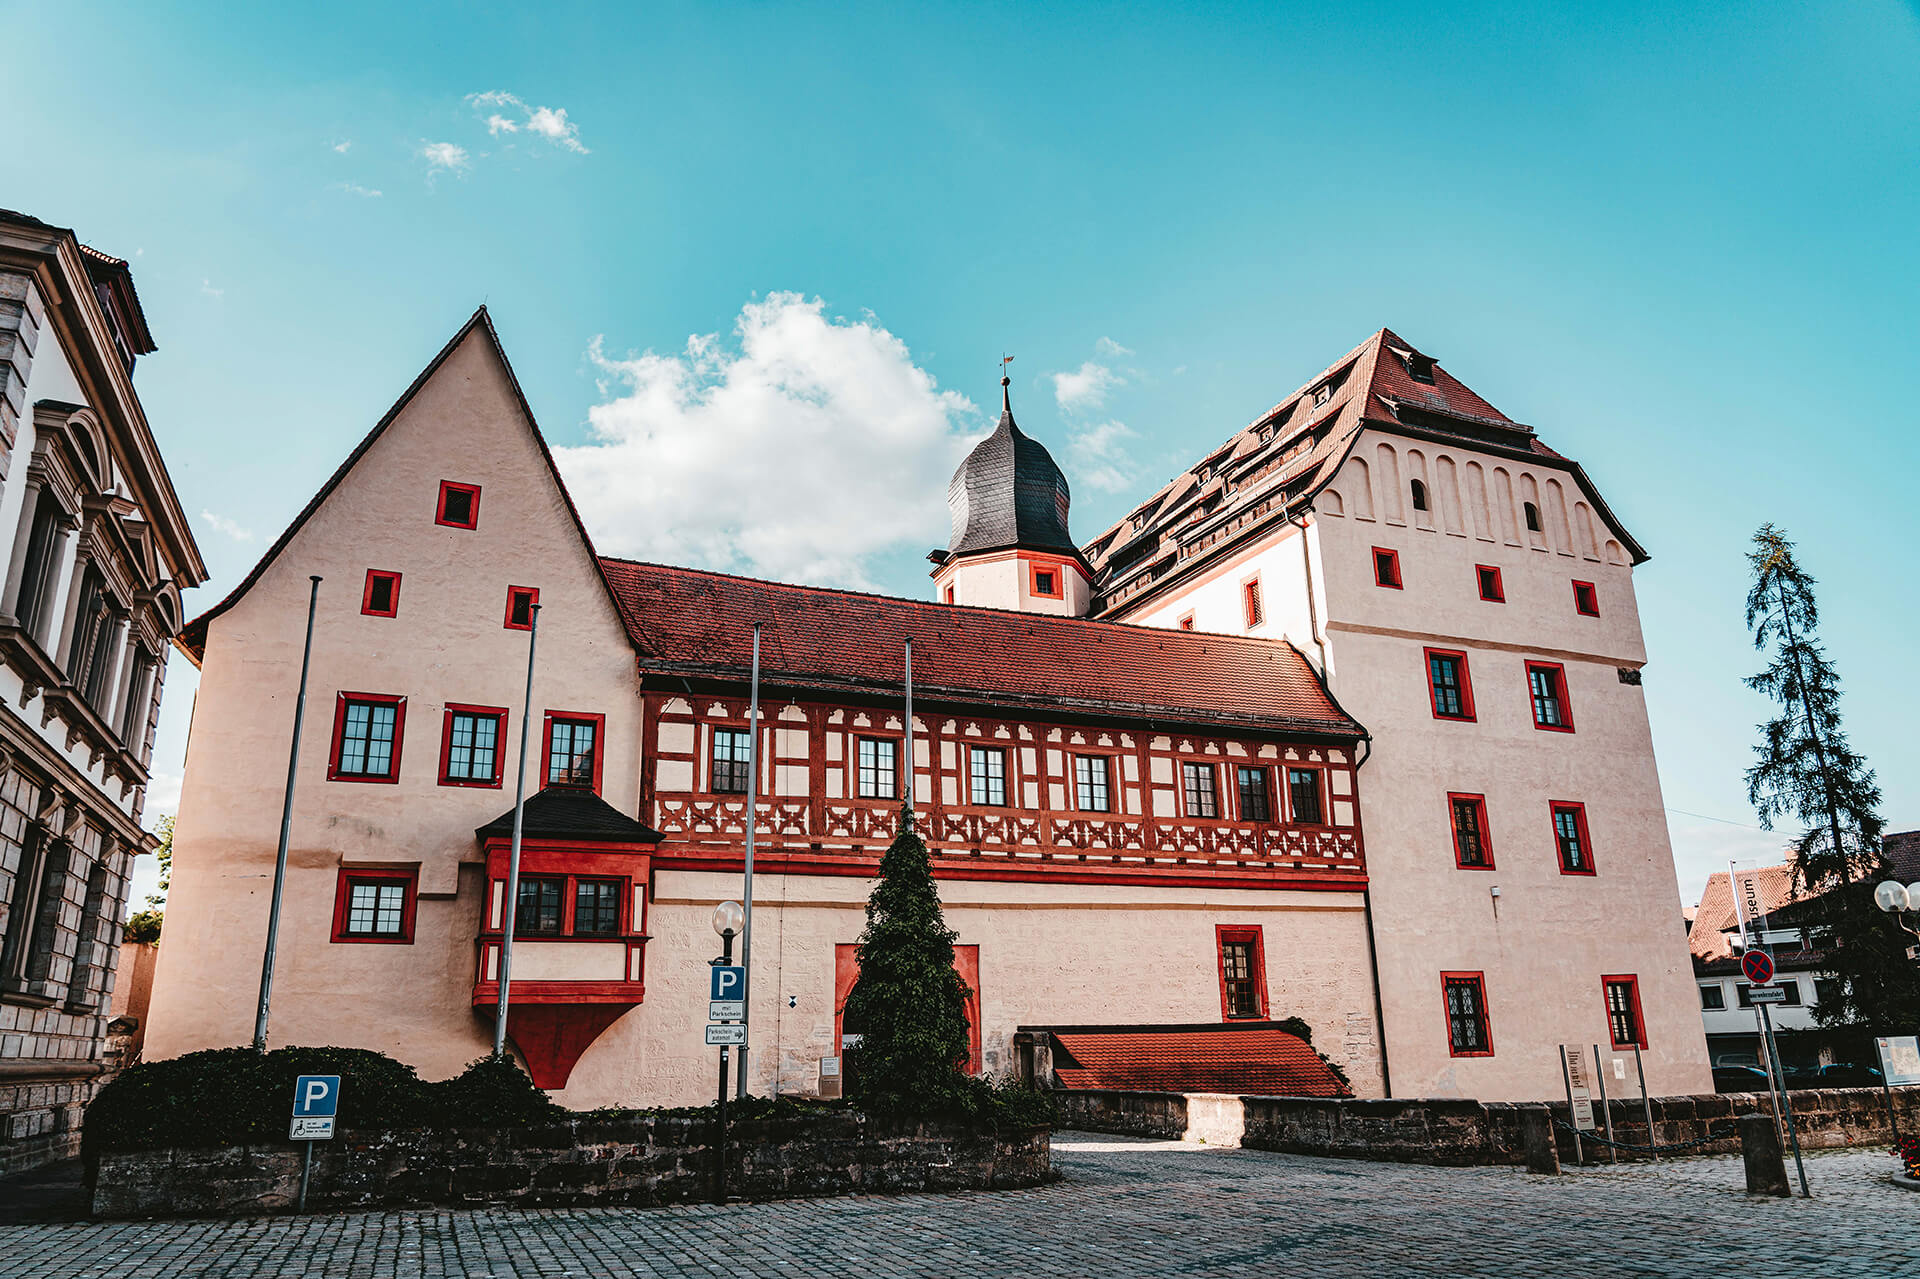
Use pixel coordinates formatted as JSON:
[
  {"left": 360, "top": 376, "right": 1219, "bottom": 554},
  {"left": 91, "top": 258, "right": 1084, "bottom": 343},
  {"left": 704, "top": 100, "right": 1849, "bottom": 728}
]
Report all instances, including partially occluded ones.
[
  {"left": 1060, "top": 1086, "right": 1920, "bottom": 1166},
  {"left": 90, "top": 1112, "right": 1051, "bottom": 1218}
]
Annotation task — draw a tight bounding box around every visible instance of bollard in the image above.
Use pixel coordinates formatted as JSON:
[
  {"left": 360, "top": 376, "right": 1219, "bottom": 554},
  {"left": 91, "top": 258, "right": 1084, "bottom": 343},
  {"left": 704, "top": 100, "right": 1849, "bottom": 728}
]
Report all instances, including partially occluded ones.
[
  {"left": 1520, "top": 1106, "right": 1560, "bottom": 1176},
  {"left": 1739, "top": 1113, "right": 1790, "bottom": 1197}
]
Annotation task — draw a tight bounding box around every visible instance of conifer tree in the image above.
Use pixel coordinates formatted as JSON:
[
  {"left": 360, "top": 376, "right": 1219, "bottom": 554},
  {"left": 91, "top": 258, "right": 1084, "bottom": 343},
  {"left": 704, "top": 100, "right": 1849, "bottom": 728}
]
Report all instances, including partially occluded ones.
[
  {"left": 1743, "top": 524, "right": 1917, "bottom": 1032},
  {"left": 840, "top": 802, "right": 973, "bottom": 1113}
]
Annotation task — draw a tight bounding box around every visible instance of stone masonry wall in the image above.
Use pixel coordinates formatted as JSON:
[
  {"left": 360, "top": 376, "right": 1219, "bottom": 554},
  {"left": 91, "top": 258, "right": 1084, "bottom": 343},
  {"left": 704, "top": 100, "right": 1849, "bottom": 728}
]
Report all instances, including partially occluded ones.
[
  {"left": 90, "top": 1112, "right": 1052, "bottom": 1218},
  {"left": 1059, "top": 1086, "right": 1920, "bottom": 1166}
]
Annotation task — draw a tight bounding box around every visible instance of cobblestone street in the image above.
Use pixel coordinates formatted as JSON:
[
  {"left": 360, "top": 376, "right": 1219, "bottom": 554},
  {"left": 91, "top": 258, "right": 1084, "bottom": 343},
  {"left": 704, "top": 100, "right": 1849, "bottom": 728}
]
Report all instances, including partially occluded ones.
[{"left": 5, "top": 1134, "right": 1916, "bottom": 1278}]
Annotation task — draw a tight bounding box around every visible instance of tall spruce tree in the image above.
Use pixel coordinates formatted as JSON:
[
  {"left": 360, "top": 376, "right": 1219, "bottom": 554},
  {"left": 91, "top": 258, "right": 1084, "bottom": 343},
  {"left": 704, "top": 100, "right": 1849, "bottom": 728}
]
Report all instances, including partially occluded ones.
[
  {"left": 840, "top": 802, "right": 973, "bottom": 1113},
  {"left": 1743, "top": 524, "right": 1917, "bottom": 1032}
]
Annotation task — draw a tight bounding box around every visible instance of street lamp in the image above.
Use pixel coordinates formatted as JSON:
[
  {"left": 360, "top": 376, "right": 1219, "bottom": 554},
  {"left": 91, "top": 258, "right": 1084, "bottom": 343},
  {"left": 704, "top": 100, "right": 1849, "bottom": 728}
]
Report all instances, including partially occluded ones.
[
  {"left": 713, "top": 899, "right": 744, "bottom": 944},
  {"left": 1874, "top": 881, "right": 1920, "bottom": 958}
]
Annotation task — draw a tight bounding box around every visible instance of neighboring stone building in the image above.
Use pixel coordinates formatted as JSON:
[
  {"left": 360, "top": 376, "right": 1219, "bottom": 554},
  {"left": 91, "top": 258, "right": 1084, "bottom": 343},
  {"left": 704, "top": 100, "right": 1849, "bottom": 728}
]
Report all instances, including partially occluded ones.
[
  {"left": 1066, "top": 330, "right": 1712, "bottom": 1099},
  {"left": 0, "top": 210, "right": 205, "bottom": 1172},
  {"left": 147, "top": 312, "right": 1709, "bottom": 1107}
]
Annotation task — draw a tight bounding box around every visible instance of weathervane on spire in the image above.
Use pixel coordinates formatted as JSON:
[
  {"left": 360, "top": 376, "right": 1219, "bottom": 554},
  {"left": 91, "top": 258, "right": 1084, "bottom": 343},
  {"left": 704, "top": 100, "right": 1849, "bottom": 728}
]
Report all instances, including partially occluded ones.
[{"left": 1000, "top": 353, "right": 1014, "bottom": 412}]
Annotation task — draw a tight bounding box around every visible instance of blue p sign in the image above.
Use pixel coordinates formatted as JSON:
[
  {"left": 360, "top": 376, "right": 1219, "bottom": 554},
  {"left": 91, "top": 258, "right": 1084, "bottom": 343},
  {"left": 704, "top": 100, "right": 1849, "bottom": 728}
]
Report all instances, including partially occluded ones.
[
  {"left": 293, "top": 1074, "right": 341, "bottom": 1118},
  {"left": 710, "top": 965, "right": 745, "bottom": 1002}
]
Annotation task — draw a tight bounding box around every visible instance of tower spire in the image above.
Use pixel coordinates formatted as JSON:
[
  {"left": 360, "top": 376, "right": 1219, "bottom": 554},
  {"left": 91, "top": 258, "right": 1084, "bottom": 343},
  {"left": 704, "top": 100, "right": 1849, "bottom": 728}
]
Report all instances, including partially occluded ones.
[{"left": 1000, "top": 354, "right": 1014, "bottom": 415}]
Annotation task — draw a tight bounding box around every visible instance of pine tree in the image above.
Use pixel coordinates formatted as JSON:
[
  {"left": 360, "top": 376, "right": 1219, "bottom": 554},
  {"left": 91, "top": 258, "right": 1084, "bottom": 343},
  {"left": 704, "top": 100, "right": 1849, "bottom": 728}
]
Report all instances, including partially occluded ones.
[
  {"left": 839, "top": 802, "right": 973, "bottom": 1113},
  {"left": 1743, "top": 524, "right": 1916, "bottom": 1032}
]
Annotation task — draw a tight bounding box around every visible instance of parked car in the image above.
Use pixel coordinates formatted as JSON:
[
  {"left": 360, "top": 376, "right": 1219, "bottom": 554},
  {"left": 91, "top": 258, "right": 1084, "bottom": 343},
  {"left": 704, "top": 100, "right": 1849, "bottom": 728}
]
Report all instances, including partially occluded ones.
[
  {"left": 1713, "top": 1064, "right": 1774, "bottom": 1092},
  {"left": 1813, "top": 1062, "right": 1884, "bottom": 1088}
]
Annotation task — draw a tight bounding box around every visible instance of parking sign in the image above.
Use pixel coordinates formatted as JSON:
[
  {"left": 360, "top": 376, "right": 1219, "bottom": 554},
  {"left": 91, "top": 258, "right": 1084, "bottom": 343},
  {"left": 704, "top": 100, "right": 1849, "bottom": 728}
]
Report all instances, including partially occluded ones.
[
  {"left": 290, "top": 1074, "right": 340, "bottom": 1141},
  {"left": 710, "top": 965, "right": 745, "bottom": 1002}
]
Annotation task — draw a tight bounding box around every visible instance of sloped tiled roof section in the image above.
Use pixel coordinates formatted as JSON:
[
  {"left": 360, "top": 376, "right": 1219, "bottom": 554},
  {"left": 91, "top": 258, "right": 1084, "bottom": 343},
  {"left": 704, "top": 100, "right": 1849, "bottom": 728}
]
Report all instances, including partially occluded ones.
[
  {"left": 1048, "top": 1024, "right": 1350, "bottom": 1097},
  {"left": 1689, "top": 863, "right": 1801, "bottom": 962},
  {"left": 1886, "top": 830, "right": 1920, "bottom": 883},
  {"left": 1083, "top": 328, "right": 1648, "bottom": 616},
  {"left": 947, "top": 390, "right": 1078, "bottom": 558},
  {"left": 597, "top": 559, "right": 1363, "bottom": 738},
  {"left": 475, "top": 786, "right": 663, "bottom": 843}
]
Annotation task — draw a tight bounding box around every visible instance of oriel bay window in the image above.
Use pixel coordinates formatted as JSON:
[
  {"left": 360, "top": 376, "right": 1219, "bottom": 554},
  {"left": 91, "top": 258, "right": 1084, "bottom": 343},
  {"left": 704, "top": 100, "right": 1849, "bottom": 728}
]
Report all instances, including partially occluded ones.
[
  {"left": 1074, "top": 754, "right": 1111, "bottom": 812},
  {"left": 543, "top": 712, "right": 603, "bottom": 791},
  {"left": 1287, "top": 767, "right": 1324, "bottom": 826},
  {"left": 1444, "top": 972, "right": 1492, "bottom": 1056},
  {"left": 1235, "top": 766, "right": 1272, "bottom": 822},
  {"left": 1182, "top": 762, "right": 1219, "bottom": 819},
  {"left": 330, "top": 867, "right": 417, "bottom": 944},
  {"left": 1450, "top": 793, "right": 1492, "bottom": 869},
  {"left": 328, "top": 692, "right": 405, "bottom": 782},
  {"left": 969, "top": 746, "right": 1007, "bottom": 807},
  {"left": 856, "top": 736, "right": 898, "bottom": 800},
  {"left": 440, "top": 704, "right": 506, "bottom": 787},
  {"left": 515, "top": 877, "right": 565, "bottom": 935},
  {"left": 711, "top": 728, "right": 752, "bottom": 794},
  {"left": 1425, "top": 648, "right": 1475, "bottom": 721},
  {"left": 1216, "top": 926, "right": 1268, "bottom": 1020},
  {"left": 1527, "top": 661, "right": 1573, "bottom": 731},
  {"left": 572, "top": 879, "right": 622, "bottom": 935},
  {"left": 1552, "top": 802, "right": 1594, "bottom": 874}
]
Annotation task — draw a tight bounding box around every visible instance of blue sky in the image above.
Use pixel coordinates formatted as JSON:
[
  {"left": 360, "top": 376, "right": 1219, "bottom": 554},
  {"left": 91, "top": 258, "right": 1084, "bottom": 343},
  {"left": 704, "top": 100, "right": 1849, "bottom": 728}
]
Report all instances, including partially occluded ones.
[{"left": 5, "top": 1, "right": 1916, "bottom": 906}]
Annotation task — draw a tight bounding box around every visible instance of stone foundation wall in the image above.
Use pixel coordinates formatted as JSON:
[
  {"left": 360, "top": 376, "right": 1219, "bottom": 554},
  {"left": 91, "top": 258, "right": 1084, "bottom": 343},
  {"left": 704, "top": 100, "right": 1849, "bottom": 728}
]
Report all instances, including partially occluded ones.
[
  {"left": 90, "top": 1112, "right": 1051, "bottom": 1218},
  {"left": 1060, "top": 1086, "right": 1920, "bottom": 1166}
]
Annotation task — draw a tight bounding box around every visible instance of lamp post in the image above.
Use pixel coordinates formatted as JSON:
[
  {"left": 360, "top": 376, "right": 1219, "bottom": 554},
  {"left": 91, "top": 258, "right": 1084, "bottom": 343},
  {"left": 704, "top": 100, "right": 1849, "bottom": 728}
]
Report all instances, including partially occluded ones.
[
  {"left": 712, "top": 900, "right": 743, "bottom": 1204},
  {"left": 1872, "top": 881, "right": 1920, "bottom": 1143}
]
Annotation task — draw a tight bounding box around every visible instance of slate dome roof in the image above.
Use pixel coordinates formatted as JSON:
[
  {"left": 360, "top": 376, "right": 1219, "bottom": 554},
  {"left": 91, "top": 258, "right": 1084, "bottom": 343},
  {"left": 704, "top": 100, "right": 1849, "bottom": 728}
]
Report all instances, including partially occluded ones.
[{"left": 947, "top": 378, "right": 1077, "bottom": 557}]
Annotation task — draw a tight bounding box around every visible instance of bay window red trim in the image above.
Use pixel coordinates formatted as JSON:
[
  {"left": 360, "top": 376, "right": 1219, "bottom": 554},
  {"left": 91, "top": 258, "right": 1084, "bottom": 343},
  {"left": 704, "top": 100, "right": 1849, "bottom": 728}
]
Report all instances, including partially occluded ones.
[
  {"left": 329, "top": 865, "right": 418, "bottom": 944},
  {"left": 326, "top": 691, "right": 406, "bottom": 783},
  {"left": 361, "top": 569, "right": 402, "bottom": 618},
  {"left": 435, "top": 480, "right": 482, "bottom": 530},
  {"left": 439, "top": 702, "right": 509, "bottom": 788},
  {"left": 1215, "top": 924, "right": 1269, "bottom": 1021}
]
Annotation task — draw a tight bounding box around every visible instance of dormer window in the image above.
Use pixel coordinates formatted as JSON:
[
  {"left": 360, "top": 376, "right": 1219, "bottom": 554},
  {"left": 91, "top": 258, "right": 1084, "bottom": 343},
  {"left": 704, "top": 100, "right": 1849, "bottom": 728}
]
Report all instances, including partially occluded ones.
[
  {"left": 1404, "top": 352, "right": 1437, "bottom": 384},
  {"left": 1313, "top": 383, "right": 1332, "bottom": 407}
]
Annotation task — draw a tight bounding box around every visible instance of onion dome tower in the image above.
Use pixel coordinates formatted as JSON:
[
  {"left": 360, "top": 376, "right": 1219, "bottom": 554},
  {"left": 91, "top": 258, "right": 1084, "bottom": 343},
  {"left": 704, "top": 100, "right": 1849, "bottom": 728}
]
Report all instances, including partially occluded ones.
[{"left": 929, "top": 373, "right": 1090, "bottom": 616}]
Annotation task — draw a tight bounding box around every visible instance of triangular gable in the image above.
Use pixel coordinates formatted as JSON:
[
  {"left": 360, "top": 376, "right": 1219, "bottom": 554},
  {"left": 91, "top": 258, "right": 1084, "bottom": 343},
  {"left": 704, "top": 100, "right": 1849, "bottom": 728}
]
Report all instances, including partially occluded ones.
[{"left": 175, "top": 307, "right": 632, "bottom": 664}]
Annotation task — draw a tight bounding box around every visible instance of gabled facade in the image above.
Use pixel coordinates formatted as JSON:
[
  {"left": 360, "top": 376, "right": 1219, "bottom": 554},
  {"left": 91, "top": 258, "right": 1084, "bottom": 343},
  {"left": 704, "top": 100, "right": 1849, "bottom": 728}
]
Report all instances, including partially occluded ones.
[
  {"left": 0, "top": 211, "right": 205, "bottom": 1172},
  {"left": 150, "top": 312, "right": 1384, "bottom": 1108},
  {"left": 1074, "top": 328, "right": 1711, "bottom": 1099}
]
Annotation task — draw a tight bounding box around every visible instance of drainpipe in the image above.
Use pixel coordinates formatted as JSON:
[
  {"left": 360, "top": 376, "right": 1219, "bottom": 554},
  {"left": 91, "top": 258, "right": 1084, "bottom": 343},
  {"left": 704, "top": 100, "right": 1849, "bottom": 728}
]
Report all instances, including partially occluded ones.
[{"left": 1352, "top": 734, "right": 1392, "bottom": 1098}]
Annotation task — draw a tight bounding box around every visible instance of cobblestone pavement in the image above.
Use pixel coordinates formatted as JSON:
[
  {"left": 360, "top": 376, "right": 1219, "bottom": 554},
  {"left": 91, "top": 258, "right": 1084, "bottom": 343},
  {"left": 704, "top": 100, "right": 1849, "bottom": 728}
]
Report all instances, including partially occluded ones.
[{"left": 4, "top": 1134, "right": 1918, "bottom": 1278}]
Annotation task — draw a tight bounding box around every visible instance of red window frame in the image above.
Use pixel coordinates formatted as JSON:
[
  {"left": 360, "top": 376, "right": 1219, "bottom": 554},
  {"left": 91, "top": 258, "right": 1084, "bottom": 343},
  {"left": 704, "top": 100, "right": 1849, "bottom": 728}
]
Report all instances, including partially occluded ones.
[
  {"left": 1527, "top": 660, "right": 1575, "bottom": 732},
  {"left": 1373, "top": 547, "right": 1402, "bottom": 589},
  {"left": 504, "top": 586, "right": 539, "bottom": 631},
  {"left": 435, "top": 480, "right": 482, "bottom": 530},
  {"left": 1242, "top": 575, "right": 1265, "bottom": 628},
  {"left": 1449, "top": 792, "right": 1493, "bottom": 869},
  {"left": 326, "top": 692, "right": 406, "bottom": 783},
  {"left": 1551, "top": 800, "right": 1595, "bottom": 875},
  {"left": 1216, "top": 925, "right": 1269, "bottom": 1021},
  {"left": 944, "top": 585, "right": 956, "bottom": 605},
  {"left": 361, "top": 569, "right": 402, "bottom": 618},
  {"left": 329, "top": 866, "right": 418, "bottom": 944},
  {"left": 541, "top": 710, "right": 607, "bottom": 793},
  {"left": 1029, "top": 561, "right": 1063, "bottom": 600},
  {"left": 1475, "top": 565, "right": 1504, "bottom": 603},
  {"left": 1424, "top": 647, "right": 1477, "bottom": 722},
  {"left": 1602, "top": 974, "right": 1647, "bottom": 1049},
  {"left": 1442, "top": 971, "right": 1494, "bottom": 1057},
  {"left": 1573, "top": 580, "right": 1599, "bottom": 617},
  {"left": 439, "top": 702, "right": 508, "bottom": 788},
  {"left": 1177, "top": 611, "right": 1195, "bottom": 631}
]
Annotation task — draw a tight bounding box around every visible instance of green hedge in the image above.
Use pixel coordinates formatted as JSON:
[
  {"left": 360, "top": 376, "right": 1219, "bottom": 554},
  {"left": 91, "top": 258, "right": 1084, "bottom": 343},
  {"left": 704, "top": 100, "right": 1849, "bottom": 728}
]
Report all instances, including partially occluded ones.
[{"left": 84, "top": 1047, "right": 556, "bottom": 1158}]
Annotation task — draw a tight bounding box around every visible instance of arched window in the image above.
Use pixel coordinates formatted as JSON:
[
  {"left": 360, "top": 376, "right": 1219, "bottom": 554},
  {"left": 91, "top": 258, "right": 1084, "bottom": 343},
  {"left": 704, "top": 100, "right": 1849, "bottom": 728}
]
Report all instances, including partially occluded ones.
[
  {"left": 1410, "top": 479, "right": 1429, "bottom": 513},
  {"left": 1524, "top": 501, "right": 1542, "bottom": 533}
]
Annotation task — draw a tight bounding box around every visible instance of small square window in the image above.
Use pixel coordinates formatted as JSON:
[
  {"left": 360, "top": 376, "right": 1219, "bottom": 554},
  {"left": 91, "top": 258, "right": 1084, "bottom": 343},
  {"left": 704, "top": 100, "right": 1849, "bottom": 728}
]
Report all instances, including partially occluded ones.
[
  {"left": 331, "top": 868, "right": 417, "bottom": 943},
  {"left": 1373, "top": 548, "right": 1402, "bottom": 589},
  {"left": 505, "top": 586, "right": 539, "bottom": 630},
  {"left": 1573, "top": 580, "right": 1599, "bottom": 617},
  {"left": 361, "top": 570, "right": 402, "bottom": 618},
  {"left": 1178, "top": 612, "right": 1195, "bottom": 631},
  {"left": 1476, "top": 565, "right": 1504, "bottom": 603},
  {"left": 436, "top": 480, "right": 482, "bottom": 530},
  {"left": 1313, "top": 383, "right": 1332, "bottom": 407},
  {"left": 1700, "top": 985, "right": 1725, "bottom": 1010}
]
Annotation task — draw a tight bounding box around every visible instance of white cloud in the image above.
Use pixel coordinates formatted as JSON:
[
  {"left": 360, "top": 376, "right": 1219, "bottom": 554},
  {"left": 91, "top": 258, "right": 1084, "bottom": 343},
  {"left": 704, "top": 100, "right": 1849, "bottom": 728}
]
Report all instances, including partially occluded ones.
[
  {"left": 332, "top": 139, "right": 352, "bottom": 154},
  {"left": 1067, "top": 420, "right": 1140, "bottom": 493},
  {"left": 554, "top": 293, "right": 977, "bottom": 588},
  {"left": 1094, "top": 336, "right": 1133, "bottom": 359},
  {"left": 465, "top": 91, "right": 588, "bottom": 153},
  {"left": 200, "top": 510, "right": 253, "bottom": 542},
  {"left": 419, "top": 141, "right": 470, "bottom": 175},
  {"left": 1051, "top": 361, "right": 1124, "bottom": 414},
  {"left": 335, "top": 182, "right": 382, "bottom": 198},
  {"left": 199, "top": 279, "right": 223, "bottom": 299}
]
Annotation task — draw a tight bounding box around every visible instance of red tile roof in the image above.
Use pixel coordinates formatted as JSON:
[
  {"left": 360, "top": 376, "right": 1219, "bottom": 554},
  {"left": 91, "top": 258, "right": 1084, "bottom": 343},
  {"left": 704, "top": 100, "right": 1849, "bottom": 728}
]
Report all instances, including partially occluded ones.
[
  {"left": 1689, "top": 863, "right": 1801, "bottom": 961},
  {"left": 597, "top": 558, "right": 1363, "bottom": 738},
  {"left": 1887, "top": 830, "right": 1920, "bottom": 883},
  {"left": 1050, "top": 1025, "right": 1350, "bottom": 1097}
]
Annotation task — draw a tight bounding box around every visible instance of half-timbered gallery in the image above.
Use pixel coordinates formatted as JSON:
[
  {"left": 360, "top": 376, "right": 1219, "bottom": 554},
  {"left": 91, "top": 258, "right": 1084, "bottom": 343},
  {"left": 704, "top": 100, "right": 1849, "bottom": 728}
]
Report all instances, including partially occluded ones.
[{"left": 145, "top": 309, "right": 1710, "bottom": 1105}]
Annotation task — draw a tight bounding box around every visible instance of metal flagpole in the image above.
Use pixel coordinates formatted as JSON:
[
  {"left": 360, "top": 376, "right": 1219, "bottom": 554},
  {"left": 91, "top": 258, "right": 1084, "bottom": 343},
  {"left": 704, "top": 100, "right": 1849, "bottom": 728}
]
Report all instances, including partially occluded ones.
[
  {"left": 903, "top": 638, "right": 912, "bottom": 815},
  {"left": 254, "top": 575, "right": 322, "bottom": 1052},
  {"left": 735, "top": 623, "right": 762, "bottom": 1097},
  {"left": 494, "top": 604, "right": 541, "bottom": 1056}
]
